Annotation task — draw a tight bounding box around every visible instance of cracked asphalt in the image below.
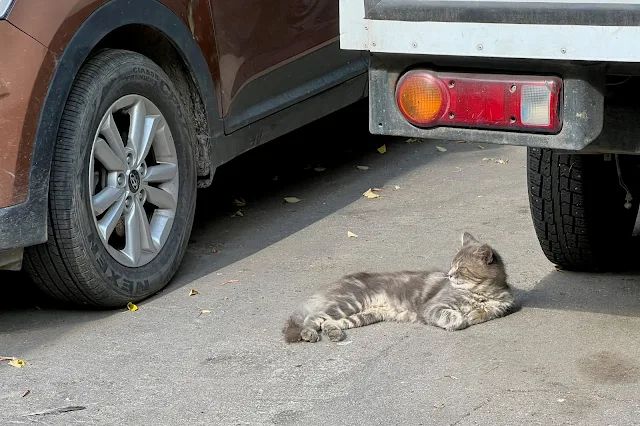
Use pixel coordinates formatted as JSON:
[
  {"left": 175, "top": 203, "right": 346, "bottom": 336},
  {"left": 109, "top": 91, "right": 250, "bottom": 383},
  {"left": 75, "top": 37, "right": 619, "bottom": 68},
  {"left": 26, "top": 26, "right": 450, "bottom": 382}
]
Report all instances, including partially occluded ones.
[{"left": 1, "top": 101, "right": 640, "bottom": 425}]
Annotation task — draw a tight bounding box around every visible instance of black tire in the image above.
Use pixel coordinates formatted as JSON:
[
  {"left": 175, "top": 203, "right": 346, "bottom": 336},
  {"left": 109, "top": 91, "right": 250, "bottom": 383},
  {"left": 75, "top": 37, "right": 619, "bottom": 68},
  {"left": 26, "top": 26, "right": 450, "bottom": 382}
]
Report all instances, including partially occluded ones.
[
  {"left": 527, "top": 147, "right": 639, "bottom": 271},
  {"left": 24, "top": 49, "right": 197, "bottom": 308}
]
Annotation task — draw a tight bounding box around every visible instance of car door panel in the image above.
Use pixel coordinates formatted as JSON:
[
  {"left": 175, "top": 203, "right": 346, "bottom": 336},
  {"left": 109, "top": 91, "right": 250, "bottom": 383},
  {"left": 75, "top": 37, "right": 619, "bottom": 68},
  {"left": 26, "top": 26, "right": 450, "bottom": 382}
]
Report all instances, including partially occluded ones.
[{"left": 209, "top": 0, "right": 366, "bottom": 133}]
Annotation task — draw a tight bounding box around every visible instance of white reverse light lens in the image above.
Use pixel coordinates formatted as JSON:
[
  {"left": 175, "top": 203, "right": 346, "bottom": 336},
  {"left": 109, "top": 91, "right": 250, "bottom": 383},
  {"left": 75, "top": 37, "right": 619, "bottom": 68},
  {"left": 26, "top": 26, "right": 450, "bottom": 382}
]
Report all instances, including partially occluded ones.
[
  {"left": 521, "top": 85, "right": 551, "bottom": 126},
  {"left": 0, "top": 0, "right": 14, "bottom": 20}
]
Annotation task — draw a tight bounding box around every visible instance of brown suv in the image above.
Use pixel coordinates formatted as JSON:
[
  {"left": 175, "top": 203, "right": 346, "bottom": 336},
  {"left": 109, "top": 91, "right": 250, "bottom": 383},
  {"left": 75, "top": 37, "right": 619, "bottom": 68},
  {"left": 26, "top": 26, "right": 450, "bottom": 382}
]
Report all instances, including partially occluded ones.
[{"left": 0, "top": 0, "right": 368, "bottom": 307}]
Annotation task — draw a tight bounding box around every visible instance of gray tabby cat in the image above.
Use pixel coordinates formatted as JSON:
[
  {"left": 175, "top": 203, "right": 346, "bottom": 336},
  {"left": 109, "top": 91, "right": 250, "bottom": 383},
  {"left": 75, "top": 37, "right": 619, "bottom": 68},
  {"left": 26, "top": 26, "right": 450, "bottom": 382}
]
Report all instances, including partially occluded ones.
[{"left": 283, "top": 232, "right": 514, "bottom": 343}]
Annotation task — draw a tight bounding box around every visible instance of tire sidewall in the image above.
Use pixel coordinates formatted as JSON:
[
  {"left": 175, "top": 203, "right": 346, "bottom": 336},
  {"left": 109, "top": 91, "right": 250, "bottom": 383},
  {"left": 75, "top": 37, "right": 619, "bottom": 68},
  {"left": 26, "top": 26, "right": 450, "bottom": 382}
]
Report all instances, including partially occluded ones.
[{"left": 68, "top": 52, "right": 196, "bottom": 302}]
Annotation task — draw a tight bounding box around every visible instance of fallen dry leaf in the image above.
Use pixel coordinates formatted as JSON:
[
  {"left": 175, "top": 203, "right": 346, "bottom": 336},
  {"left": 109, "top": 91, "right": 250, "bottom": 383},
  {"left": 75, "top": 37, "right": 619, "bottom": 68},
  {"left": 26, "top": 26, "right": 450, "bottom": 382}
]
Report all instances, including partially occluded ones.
[
  {"left": 482, "top": 157, "right": 509, "bottom": 164},
  {"left": 284, "top": 197, "right": 301, "bottom": 204},
  {"left": 436, "top": 146, "right": 447, "bottom": 152},
  {"left": 189, "top": 289, "right": 199, "bottom": 296},
  {"left": 478, "top": 145, "right": 485, "bottom": 150},
  {"left": 0, "top": 357, "right": 15, "bottom": 361},
  {"left": 406, "top": 138, "right": 421, "bottom": 143},
  {"left": 24, "top": 406, "right": 86, "bottom": 417},
  {"left": 356, "top": 165, "right": 370, "bottom": 171},
  {"left": 231, "top": 210, "right": 244, "bottom": 217},
  {"left": 126, "top": 302, "right": 138, "bottom": 312},
  {"left": 372, "top": 187, "right": 383, "bottom": 192},
  {"left": 377, "top": 144, "right": 387, "bottom": 154},
  {"left": 211, "top": 248, "right": 218, "bottom": 254},
  {"left": 363, "top": 189, "right": 380, "bottom": 199},
  {"left": 314, "top": 167, "right": 326, "bottom": 172},
  {"left": 21, "top": 390, "right": 30, "bottom": 398},
  {"left": 337, "top": 341, "right": 353, "bottom": 346},
  {"left": 225, "top": 279, "right": 240, "bottom": 284},
  {"left": 233, "top": 198, "right": 246, "bottom": 207},
  {"left": 9, "top": 359, "right": 25, "bottom": 368},
  {"left": 394, "top": 185, "right": 400, "bottom": 190},
  {"left": 200, "top": 310, "right": 211, "bottom": 315},
  {"left": 347, "top": 231, "right": 358, "bottom": 238}
]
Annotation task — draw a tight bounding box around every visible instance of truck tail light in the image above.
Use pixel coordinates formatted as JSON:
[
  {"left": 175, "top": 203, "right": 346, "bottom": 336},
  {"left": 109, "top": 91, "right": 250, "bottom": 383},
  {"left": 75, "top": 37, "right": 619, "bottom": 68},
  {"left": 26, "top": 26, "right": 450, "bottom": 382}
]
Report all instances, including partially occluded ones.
[{"left": 395, "top": 70, "right": 562, "bottom": 133}]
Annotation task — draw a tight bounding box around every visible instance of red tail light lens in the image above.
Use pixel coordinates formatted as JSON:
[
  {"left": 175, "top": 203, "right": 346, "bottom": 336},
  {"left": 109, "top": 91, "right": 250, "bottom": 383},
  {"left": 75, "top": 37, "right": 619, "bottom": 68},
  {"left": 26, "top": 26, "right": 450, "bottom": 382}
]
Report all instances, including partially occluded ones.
[{"left": 395, "top": 70, "right": 562, "bottom": 133}]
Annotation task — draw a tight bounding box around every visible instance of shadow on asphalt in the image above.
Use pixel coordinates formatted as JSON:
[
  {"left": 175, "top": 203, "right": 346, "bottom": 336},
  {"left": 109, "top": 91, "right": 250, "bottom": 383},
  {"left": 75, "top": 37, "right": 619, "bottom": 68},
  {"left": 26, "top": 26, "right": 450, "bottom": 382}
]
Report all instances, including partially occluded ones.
[
  {"left": 8, "top": 99, "right": 636, "bottom": 336},
  {"left": 522, "top": 271, "right": 640, "bottom": 317}
]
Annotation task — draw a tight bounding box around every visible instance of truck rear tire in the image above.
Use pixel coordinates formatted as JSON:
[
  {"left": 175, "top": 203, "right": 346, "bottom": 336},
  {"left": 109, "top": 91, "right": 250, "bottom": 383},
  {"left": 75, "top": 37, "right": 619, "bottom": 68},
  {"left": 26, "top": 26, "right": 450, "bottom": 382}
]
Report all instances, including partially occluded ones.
[{"left": 527, "top": 147, "right": 639, "bottom": 271}]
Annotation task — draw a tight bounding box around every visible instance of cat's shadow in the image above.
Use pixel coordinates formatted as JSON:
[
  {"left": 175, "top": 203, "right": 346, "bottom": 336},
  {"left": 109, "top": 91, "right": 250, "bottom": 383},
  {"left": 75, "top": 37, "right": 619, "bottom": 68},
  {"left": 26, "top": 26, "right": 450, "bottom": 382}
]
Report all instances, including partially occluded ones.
[{"left": 515, "top": 269, "right": 640, "bottom": 317}]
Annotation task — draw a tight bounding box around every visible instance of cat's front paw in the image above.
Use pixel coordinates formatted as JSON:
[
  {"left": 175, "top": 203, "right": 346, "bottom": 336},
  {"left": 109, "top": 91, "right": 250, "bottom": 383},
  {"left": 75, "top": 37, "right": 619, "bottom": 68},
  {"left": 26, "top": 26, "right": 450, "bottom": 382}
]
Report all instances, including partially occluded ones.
[
  {"left": 444, "top": 322, "right": 468, "bottom": 332},
  {"left": 432, "top": 308, "right": 468, "bottom": 331},
  {"left": 301, "top": 328, "right": 320, "bottom": 343}
]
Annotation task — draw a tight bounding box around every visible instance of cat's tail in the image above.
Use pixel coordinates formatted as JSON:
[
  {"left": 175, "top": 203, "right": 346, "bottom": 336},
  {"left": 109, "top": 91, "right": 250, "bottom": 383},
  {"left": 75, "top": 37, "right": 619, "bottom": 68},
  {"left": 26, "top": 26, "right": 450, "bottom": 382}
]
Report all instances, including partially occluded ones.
[{"left": 282, "top": 313, "right": 304, "bottom": 343}]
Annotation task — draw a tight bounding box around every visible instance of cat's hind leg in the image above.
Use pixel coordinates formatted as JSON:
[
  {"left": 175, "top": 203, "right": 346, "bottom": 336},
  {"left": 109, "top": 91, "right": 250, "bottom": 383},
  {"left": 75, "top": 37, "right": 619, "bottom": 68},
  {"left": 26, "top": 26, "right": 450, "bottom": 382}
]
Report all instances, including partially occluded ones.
[
  {"left": 321, "top": 311, "right": 386, "bottom": 342},
  {"left": 300, "top": 314, "right": 326, "bottom": 343}
]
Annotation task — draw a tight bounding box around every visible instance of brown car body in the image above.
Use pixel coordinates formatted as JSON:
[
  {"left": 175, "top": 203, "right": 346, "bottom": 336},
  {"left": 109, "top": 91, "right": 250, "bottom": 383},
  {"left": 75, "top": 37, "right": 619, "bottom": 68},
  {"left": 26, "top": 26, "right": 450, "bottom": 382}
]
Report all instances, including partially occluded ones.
[{"left": 0, "top": 0, "right": 368, "bottom": 269}]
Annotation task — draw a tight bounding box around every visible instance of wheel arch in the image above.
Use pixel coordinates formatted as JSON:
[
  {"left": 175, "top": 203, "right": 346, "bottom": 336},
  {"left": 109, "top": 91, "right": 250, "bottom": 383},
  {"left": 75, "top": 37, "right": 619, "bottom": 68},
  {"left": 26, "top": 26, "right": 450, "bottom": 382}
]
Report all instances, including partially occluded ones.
[
  {"left": 94, "top": 23, "right": 218, "bottom": 185},
  {"left": 11, "top": 0, "right": 222, "bottom": 249}
]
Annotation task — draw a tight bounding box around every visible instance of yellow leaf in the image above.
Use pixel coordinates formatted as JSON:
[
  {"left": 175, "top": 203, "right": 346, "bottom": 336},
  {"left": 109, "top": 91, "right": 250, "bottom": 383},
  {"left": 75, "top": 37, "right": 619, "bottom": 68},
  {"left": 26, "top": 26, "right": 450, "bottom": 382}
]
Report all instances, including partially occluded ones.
[
  {"left": 8, "top": 359, "right": 25, "bottom": 368},
  {"left": 362, "top": 189, "right": 380, "bottom": 199},
  {"left": 211, "top": 248, "right": 218, "bottom": 254},
  {"left": 377, "top": 145, "right": 387, "bottom": 154},
  {"left": 231, "top": 210, "right": 244, "bottom": 217},
  {"left": 436, "top": 146, "right": 447, "bottom": 152},
  {"left": 356, "top": 166, "right": 370, "bottom": 171},
  {"left": 127, "top": 302, "right": 138, "bottom": 312},
  {"left": 284, "top": 197, "right": 301, "bottom": 203},
  {"left": 233, "top": 198, "right": 246, "bottom": 207},
  {"left": 225, "top": 279, "right": 240, "bottom": 284},
  {"left": 189, "top": 289, "right": 199, "bottom": 296},
  {"left": 347, "top": 231, "right": 358, "bottom": 238},
  {"left": 314, "top": 167, "right": 326, "bottom": 172}
]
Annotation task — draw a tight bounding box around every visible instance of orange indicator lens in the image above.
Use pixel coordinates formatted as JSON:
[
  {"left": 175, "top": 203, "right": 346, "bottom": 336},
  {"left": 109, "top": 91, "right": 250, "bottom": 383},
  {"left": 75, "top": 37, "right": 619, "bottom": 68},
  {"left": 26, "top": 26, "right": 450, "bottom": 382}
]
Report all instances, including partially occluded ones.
[{"left": 396, "top": 72, "right": 446, "bottom": 126}]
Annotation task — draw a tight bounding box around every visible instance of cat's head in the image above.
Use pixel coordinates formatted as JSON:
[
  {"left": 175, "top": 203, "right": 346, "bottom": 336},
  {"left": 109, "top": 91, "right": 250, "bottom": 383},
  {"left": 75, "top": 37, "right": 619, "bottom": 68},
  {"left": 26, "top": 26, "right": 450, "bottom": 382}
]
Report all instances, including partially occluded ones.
[{"left": 447, "top": 232, "right": 507, "bottom": 291}]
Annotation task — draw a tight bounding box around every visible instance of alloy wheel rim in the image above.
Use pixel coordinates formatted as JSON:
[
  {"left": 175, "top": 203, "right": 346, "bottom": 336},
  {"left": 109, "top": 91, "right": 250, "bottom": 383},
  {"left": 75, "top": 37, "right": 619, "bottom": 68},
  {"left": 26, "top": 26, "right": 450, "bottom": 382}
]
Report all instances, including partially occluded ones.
[{"left": 89, "top": 95, "right": 179, "bottom": 267}]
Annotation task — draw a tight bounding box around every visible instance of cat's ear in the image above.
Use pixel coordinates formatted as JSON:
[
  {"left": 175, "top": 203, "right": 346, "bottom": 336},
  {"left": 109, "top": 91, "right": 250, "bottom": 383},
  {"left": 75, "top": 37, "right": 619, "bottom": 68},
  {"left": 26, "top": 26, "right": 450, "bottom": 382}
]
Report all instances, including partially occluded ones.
[
  {"left": 475, "top": 244, "right": 494, "bottom": 264},
  {"left": 461, "top": 232, "right": 479, "bottom": 246}
]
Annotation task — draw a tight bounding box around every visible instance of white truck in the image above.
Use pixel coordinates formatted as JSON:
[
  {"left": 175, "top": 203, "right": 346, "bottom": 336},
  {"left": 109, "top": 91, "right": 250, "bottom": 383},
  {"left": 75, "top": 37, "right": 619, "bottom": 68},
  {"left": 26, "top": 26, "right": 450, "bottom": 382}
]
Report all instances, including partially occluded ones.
[{"left": 340, "top": 0, "right": 640, "bottom": 271}]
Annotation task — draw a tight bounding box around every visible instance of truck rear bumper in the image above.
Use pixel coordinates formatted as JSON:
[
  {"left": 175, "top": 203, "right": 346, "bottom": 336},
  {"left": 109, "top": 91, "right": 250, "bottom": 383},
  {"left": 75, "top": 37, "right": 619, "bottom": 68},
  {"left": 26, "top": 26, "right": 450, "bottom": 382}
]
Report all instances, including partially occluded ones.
[
  {"left": 368, "top": 56, "right": 605, "bottom": 151},
  {"left": 340, "top": 1, "right": 640, "bottom": 62}
]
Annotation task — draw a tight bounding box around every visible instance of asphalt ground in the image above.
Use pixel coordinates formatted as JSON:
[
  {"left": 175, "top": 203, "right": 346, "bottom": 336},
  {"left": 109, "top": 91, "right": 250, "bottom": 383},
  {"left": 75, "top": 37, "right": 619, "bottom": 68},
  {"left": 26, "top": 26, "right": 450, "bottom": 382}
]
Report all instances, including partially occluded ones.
[{"left": 2, "top": 101, "right": 639, "bottom": 425}]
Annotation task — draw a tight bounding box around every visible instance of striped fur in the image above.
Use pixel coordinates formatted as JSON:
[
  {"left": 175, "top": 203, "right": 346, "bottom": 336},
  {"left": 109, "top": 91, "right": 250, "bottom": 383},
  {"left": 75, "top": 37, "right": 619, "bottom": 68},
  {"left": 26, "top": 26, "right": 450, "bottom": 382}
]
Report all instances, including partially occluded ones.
[{"left": 283, "top": 232, "right": 514, "bottom": 343}]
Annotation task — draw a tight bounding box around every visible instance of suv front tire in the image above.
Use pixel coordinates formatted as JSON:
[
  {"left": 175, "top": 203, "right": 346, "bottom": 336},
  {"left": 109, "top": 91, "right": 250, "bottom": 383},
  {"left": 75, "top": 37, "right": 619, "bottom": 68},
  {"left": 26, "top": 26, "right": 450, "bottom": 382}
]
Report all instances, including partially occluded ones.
[{"left": 24, "top": 49, "right": 197, "bottom": 308}]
